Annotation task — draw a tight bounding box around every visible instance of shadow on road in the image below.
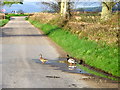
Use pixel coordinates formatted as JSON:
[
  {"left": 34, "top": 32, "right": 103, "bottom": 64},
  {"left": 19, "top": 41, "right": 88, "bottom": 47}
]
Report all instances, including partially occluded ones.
[
  {"left": 32, "top": 58, "right": 120, "bottom": 83},
  {"left": 1, "top": 33, "right": 46, "bottom": 37}
]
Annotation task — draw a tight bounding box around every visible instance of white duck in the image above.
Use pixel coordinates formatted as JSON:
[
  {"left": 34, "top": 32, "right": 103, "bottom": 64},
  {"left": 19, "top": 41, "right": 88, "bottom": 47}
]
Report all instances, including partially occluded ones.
[
  {"left": 67, "top": 55, "right": 84, "bottom": 65},
  {"left": 67, "top": 55, "right": 77, "bottom": 66}
]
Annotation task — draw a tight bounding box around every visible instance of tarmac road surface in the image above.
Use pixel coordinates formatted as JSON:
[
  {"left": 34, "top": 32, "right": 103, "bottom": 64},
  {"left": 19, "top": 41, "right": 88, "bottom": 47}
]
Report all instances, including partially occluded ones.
[
  {"left": 0, "top": 16, "right": 118, "bottom": 89},
  {"left": 1, "top": 17, "right": 91, "bottom": 88}
]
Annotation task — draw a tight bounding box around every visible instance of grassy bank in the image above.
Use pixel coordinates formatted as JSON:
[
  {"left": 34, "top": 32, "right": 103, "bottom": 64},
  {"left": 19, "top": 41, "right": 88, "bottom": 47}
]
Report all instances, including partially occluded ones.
[
  {"left": 77, "top": 64, "right": 118, "bottom": 81},
  {"left": 6, "top": 13, "right": 29, "bottom": 17},
  {"left": 0, "top": 14, "right": 29, "bottom": 27},
  {"left": 5, "top": 14, "right": 29, "bottom": 20},
  {"left": 0, "top": 19, "right": 9, "bottom": 27},
  {"left": 28, "top": 19, "right": 119, "bottom": 78}
]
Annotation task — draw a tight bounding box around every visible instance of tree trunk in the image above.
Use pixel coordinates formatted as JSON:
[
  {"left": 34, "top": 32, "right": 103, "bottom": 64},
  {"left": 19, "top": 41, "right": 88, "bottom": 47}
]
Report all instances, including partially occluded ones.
[
  {"left": 60, "top": 0, "right": 71, "bottom": 19},
  {"left": 58, "top": 2, "right": 61, "bottom": 13},
  {"left": 60, "top": 0, "right": 66, "bottom": 17},
  {"left": 101, "top": 2, "right": 113, "bottom": 21}
]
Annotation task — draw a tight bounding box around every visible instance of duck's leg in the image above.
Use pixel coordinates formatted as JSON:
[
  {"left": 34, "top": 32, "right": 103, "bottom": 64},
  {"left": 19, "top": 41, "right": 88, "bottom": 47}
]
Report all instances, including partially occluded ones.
[
  {"left": 69, "top": 63, "right": 72, "bottom": 66},
  {"left": 71, "top": 63, "right": 75, "bottom": 67},
  {"left": 71, "top": 63, "right": 74, "bottom": 66},
  {"left": 74, "top": 63, "right": 77, "bottom": 67},
  {"left": 44, "top": 61, "right": 46, "bottom": 64}
]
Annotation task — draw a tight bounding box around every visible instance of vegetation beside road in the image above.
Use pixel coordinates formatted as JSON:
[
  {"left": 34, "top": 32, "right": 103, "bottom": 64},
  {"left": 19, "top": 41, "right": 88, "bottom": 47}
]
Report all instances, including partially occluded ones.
[
  {"left": 0, "top": 13, "right": 29, "bottom": 27},
  {"left": 6, "top": 13, "right": 29, "bottom": 17},
  {"left": 0, "top": 19, "right": 9, "bottom": 27},
  {"left": 78, "top": 64, "right": 118, "bottom": 81},
  {"left": 29, "top": 13, "right": 119, "bottom": 45},
  {"left": 28, "top": 19, "right": 119, "bottom": 79}
]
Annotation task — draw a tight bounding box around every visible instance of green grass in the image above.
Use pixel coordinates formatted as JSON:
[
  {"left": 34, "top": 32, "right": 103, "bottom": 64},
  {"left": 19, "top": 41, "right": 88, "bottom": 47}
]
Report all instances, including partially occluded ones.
[
  {"left": 25, "top": 17, "right": 29, "bottom": 20},
  {"left": 6, "top": 14, "right": 29, "bottom": 17},
  {"left": 29, "top": 19, "right": 119, "bottom": 79},
  {"left": 0, "top": 19, "right": 9, "bottom": 27},
  {"left": 0, "top": 14, "right": 29, "bottom": 27},
  {"left": 77, "top": 64, "right": 119, "bottom": 81},
  {"left": 0, "top": 14, "right": 10, "bottom": 27}
]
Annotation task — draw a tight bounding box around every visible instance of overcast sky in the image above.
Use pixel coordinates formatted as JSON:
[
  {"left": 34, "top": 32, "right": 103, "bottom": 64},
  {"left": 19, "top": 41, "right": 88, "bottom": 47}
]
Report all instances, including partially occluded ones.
[
  {"left": 23, "top": 0, "right": 101, "bottom": 2},
  {"left": 2, "top": 1, "right": 101, "bottom": 13},
  {"left": 3, "top": 2, "right": 47, "bottom": 13}
]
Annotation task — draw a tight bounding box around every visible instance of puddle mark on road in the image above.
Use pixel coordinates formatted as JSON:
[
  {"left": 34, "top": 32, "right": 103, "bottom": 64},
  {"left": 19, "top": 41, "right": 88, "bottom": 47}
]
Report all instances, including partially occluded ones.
[{"left": 46, "top": 76, "right": 60, "bottom": 78}]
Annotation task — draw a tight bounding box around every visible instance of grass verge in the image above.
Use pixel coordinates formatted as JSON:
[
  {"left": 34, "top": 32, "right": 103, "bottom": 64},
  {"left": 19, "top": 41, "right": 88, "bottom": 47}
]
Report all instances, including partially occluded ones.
[
  {"left": 28, "top": 19, "right": 119, "bottom": 79},
  {"left": 6, "top": 13, "right": 29, "bottom": 17},
  {"left": 0, "top": 19, "right": 9, "bottom": 27},
  {"left": 0, "top": 14, "right": 29, "bottom": 27},
  {"left": 77, "top": 64, "right": 119, "bottom": 81}
]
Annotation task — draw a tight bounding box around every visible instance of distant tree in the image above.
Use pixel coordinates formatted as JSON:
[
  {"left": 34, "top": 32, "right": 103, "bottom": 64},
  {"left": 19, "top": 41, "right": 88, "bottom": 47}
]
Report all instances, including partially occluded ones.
[
  {"left": 77, "top": 8, "right": 84, "bottom": 12},
  {"left": 41, "top": 1, "right": 61, "bottom": 13},
  {"left": 17, "top": 9, "right": 24, "bottom": 14},
  {"left": 94, "top": 7, "right": 101, "bottom": 12},
  {"left": 41, "top": 0, "right": 73, "bottom": 19}
]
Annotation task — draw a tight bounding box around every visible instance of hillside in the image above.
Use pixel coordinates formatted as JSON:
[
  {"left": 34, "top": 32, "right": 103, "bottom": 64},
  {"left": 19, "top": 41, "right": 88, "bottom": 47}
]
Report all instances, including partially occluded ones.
[{"left": 76, "top": 5, "right": 120, "bottom": 12}]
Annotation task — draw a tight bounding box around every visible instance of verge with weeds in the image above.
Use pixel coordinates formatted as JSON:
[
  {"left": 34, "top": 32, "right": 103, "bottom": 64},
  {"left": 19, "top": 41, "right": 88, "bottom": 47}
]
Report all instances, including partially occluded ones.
[
  {"left": 0, "top": 19, "right": 9, "bottom": 27},
  {"left": 6, "top": 13, "right": 29, "bottom": 17},
  {"left": 0, "top": 14, "right": 29, "bottom": 27},
  {"left": 28, "top": 19, "right": 119, "bottom": 79},
  {"left": 77, "top": 64, "right": 119, "bottom": 81}
]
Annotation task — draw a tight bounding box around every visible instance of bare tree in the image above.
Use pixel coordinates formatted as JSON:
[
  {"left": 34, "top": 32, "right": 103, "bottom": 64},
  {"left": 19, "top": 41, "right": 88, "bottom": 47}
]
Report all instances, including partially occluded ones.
[
  {"left": 41, "top": 0, "right": 73, "bottom": 19},
  {"left": 101, "top": 1, "right": 120, "bottom": 21},
  {"left": 41, "top": 1, "right": 61, "bottom": 13},
  {"left": 60, "top": 0, "right": 73, "bottom": 19}
]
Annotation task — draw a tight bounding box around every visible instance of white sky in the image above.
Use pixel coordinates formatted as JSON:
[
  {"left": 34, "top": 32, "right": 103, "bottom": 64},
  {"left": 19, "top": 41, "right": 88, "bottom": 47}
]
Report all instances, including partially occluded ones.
[
  {"left": 2, "top": 0, "right": 119, "bottom": 2},
  {"left": 23, "top": 0, "right": 101, "bottom": 2},
  {"left": 24, "top": 0, "right": 53, "bottom": 1},
  {"left": 23, "top": 0, "right": 119, "bottom": 2}
]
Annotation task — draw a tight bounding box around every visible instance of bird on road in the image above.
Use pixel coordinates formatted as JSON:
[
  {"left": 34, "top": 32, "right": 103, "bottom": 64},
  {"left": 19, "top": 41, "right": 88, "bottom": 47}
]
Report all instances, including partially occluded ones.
[
  {"left": 67, "top": 54, "right": 84, "bottom": 66},
  {"left": 39, "top": 54, "right": 48, "bottom": 64},
  {"left": 67, "top": 55, "right": 77, "bottom": 66}
]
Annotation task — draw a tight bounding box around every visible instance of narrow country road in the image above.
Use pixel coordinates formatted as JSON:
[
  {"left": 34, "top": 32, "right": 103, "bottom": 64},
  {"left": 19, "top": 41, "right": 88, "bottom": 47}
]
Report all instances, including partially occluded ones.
[{"left": 1, "top": 16, "right": 92, "bottom": 88}]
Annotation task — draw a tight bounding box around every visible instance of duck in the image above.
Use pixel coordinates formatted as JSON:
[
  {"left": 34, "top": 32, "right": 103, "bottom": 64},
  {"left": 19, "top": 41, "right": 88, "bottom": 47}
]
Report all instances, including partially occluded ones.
[
  {"left": 67, "top": 55, "right": 77, "bottom": 66},
  {"left": 67, "top": 55, "right": 84, "bottom": 65},
  {"left": 39, "top": 54, "right": 48, "bottom": 64}
]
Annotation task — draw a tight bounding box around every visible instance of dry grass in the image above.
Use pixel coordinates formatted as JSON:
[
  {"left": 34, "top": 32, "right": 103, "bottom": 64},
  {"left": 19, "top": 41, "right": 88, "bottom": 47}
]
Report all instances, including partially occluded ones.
[
  {"left": 0, "top": 13, "right": 5, "bottom": 19},
  {"left": 29, "top": 12, "right": 58, "bottom": 23},
  {"left": 29, "top": 12, "right": 119, "bottom": 45},
  {"left": 65, "top": 22, "right": 118, "bottom": 45}
]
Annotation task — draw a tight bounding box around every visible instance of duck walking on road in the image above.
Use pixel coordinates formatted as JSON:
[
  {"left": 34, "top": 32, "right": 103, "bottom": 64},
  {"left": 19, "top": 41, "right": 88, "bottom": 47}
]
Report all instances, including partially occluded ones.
[
  {"left": 67, "top": 54, "right": 84, "bottom": 66},
  {"left": 67, "top": 55, "right": 77, "bottom": 66},
  {"left": 39, "top": 54, "right": 48, "bottom": 64}
]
